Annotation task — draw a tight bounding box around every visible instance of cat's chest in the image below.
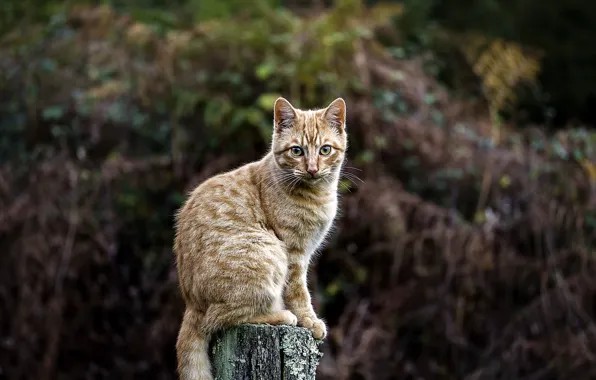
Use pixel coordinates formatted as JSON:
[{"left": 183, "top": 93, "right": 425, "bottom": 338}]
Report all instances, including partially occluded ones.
[{"left": 275, "top": 198, "right": 337, "bottom": 253}]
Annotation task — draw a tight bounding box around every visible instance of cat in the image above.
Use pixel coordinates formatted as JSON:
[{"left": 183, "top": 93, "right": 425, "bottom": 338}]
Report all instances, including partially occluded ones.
[{"left": 173, "top": 97, "right": 347, "bottom": 380}]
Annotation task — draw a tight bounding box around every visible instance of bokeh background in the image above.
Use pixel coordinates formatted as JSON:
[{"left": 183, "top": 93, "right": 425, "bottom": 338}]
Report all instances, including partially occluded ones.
[{"left": 2, "top": 0, "right": 596, "bottom": 379}]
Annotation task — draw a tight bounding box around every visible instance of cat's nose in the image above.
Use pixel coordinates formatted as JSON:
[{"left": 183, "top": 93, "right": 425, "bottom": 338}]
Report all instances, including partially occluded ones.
[{"left": 307, "top": 168, "right": 318, "bottom": 176}]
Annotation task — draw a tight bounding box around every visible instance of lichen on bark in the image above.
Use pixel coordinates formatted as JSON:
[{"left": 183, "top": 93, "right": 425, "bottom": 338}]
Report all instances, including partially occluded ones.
[{"left": 210, "top": 324, "right": 322, "bottom": 380}]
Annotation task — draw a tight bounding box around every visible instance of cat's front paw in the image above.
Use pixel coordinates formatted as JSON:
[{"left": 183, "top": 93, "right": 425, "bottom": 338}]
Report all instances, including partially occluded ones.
[
  {"left": 279, "top": 310, "right": 298, "bottom": 326},
  {"left": 299, "top": 316, "right": 327, "bottom": 340}
]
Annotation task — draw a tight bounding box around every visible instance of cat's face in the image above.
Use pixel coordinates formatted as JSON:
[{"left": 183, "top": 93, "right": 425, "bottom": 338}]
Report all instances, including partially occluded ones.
[{"left": 271, "top": 97, "right": 347, "bottom": 186}]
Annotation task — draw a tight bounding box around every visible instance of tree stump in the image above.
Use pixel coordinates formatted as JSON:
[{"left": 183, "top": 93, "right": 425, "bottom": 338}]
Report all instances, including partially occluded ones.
[{"left": 209, "top": 324, "right": 323, "bottom": 380}]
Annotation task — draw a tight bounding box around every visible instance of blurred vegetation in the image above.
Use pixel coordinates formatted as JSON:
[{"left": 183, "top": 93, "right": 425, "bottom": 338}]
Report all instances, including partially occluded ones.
[{"left": 1, "top": 0, "right": 596, "bottom": 379}]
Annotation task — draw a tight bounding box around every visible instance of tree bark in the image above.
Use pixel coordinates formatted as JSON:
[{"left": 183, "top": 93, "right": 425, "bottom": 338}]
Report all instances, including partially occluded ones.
[{"left": 210, "top": 324, "right": 323, "bottom": 380}]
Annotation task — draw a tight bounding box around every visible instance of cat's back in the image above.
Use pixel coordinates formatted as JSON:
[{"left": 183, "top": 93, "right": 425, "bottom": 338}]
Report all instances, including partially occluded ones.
[
  {"left": 174, "top": 158, "right": 289, "bottom": 311},
  {"left": 177, "top": 161, "right": 262, "bottom": 225},
  {"left": 174, "top": 161, "right": 267, "bottom": 255}
]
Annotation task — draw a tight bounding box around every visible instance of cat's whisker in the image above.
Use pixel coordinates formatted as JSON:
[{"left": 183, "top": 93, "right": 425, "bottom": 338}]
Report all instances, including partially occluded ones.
[
  {"left": 342, "top": 178, "right": 359, "bottom": 188},
  {"left": 258, "top": 170, "right": 296, "bottom": 192},
  {"left": 279, "top": 177, "right": 298, "bottom": 192},
  {"left": 341, "top": 172, "right": 364, "bottom": 184},
  {"left": 338, "top": 180, "right": 352, "bottom": 193},
  {"left": 289, "top": 177, "right": 302, "bottom": 192},
  {"left": 276, "top": 171, "right": 303, "bottom": 192},
  {"left": 340, "top": 176, "right": 360, "bottom": 189},
  {"left": 256, "top": 173, "right": 279, "bottom": 189},
  {"left": 262, "top": 176, "right": 291, "bottom": 193}
]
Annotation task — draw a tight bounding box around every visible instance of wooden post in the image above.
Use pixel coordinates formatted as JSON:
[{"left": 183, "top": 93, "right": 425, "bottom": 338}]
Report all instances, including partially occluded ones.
[{"left": 209, "top": 324, "right": 323, "bottom": 380}]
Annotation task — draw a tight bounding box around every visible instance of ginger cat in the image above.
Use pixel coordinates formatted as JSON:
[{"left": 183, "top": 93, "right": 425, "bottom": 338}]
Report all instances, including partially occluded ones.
[{"left": 174, "top": 97, "right": 347, "bottom": 380}]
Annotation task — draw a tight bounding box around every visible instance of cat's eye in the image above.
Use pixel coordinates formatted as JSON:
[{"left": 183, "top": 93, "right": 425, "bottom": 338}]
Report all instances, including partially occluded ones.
[
  {"left": 290, "top": 146, "right": 304, "bottom": 156},
  {"left": 319, "top": 145, "right": 332, "bottom": 156}
]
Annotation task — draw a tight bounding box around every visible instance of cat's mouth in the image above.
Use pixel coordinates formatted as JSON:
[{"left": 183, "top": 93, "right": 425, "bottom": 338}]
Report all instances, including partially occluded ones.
[
  {"left": 299, "top": 173, "right": 325, "bottom": 185},
  {"left": 305, "top": 177, "right": 322, "bottom": 183},
  {"left": 286, "top": 169, "right": 332, "bottom": 187}
]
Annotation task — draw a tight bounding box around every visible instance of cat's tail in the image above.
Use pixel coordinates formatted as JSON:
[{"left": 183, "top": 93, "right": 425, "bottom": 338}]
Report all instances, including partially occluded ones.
[{"left": 176, "top": 309, "right": 213, "bottom": 380}]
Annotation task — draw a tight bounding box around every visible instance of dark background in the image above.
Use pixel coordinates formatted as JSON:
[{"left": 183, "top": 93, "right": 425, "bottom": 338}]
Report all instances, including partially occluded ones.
[{"left": 1, "top": 0, "right": 596, "bottom": 379}]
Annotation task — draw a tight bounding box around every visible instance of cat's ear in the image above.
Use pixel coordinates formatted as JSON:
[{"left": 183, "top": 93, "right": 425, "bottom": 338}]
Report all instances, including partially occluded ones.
[
  {"left": 274, "top": 97, "right": 297, "bottom": 132},
  {"left": 323, "top": 97, "right": 346, "bottom": 130}
]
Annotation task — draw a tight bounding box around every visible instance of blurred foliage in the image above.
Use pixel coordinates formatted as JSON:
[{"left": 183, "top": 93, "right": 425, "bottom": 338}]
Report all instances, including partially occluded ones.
[
  {"left": 0, "top": 0, "right": 282, "bottom": 35},
  {"left": 455, "top": 33, "right": 542, "bottom": 141},
  {"left": 5, "top": 0, "right": 596, "bottom": 124},
  {"left": 0, "top": 0, "right": 404, "bottom": 168},
  {"left": 392, "top": 0, "right": 596, "bottom": 125}
]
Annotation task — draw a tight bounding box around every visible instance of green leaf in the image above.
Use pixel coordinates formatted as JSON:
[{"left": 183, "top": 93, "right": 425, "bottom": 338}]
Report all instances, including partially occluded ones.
[
  {"left": 423, "top": 93, "right": 436, "bottom": 105},
  {"left": 230, "top": 110, "right": 248, "bottom": 128},
  {"left": 42, "top": 106, "right": 65, "bottom": 120},
  {"left": 76, "top": 101, "right": 91, "bottom": 117},
  {"left": 39, "top": 59, "right": 57, "bottom": 73},
  {"left": 402, "top": 156, "right": 419, "bottom": 169},
  {"left": 204, "top": 98, "right": 232, "bottom": 127},
  {"left": 107, "top": 151, "right": 121, "bottom": 161},
  {"left": 355, "top": 150, "right": 374, "bottom": 164},
  {"left": 354, "top": 267, "right": 367, "bottom": 283},
  {"left": 174, "top": 89, "right": 202, "bottom": 118},
  {"left": 255, "top": 61, "right": 276, "bottom": 80},
  {"left": 132, "top": 112, "right": 148, "bottom": 128},
  {"left": 107, "top": 102, "right": 127, "bottom": 123},
  {"left": 246, "top": 108, "right": 264, "bottom": 126},
  {"left": 434, "top": 168, "right": 464, "bottom": 180},
  {"left": 325, "top": 280, "right": 342, "bottom": 297},
  {"left": 50, "top": 124, "right": 67, "bottom": 137},
  {"left": 586, "top": 214, "right": 596, "bottom": 228},
  {"left": 374, "top": 135, "right": 388, "bottom": 149},
  {"left": 256, "top": 93, "right": 281, "bottom": 111},
  {"left": 573, "top": 148, "right": 584, "bottom": 161},
  {"left": 390, "top": 47, "right": 405, "bottom": 58},
  {"left": 431, "top": 109, "right": 444, "bottom": 125},
  {"left": 402, "top": 139, "right": 414, "bottom": 150}
]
